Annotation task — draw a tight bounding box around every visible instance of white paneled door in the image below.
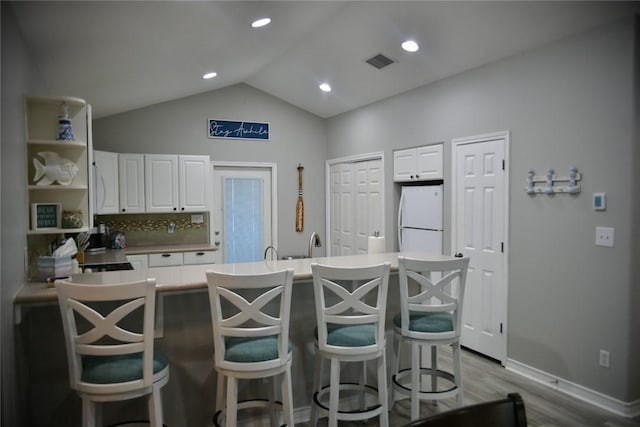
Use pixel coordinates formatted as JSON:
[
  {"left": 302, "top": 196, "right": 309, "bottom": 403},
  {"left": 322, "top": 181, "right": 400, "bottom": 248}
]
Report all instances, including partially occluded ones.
[
  {"left": 452, "top": 132, "right": 508, "bottom": 363},
  {"left": 329, "top": 158, "right": 383, "bottom": 256}
]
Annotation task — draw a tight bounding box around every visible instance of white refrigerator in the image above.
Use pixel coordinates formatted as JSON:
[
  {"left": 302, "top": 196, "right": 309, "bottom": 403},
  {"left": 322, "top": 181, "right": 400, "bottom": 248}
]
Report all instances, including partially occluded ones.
[{"left": 398, "top": 185, "right": 443, "bottom": 254}]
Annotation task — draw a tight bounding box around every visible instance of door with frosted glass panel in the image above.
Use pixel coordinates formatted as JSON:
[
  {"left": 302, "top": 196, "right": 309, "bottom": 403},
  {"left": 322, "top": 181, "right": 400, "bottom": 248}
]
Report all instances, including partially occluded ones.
[{"left": 213, "top": 167, "right": 272, "bottom": 263}]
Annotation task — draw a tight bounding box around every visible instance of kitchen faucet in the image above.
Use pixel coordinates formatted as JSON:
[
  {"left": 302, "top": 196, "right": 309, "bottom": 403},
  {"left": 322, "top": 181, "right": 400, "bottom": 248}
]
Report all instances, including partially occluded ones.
[
  {"left": 264, "top": 245, "right": 279, "bottom": 260},
  {"left": 308, "top": 232, "right": 322, "bottom": 258}
]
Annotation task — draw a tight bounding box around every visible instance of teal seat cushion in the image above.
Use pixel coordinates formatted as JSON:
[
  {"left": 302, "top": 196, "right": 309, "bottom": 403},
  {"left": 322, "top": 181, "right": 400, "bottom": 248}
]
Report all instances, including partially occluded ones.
[
  {"left": 315, "top": 324, "right": 376, "bottom": 347},
  {"left": 82, "top": 350, "right": 169, "bottom": 384},
  {"left": 393, "top": 312, "right": 453, "bottom": 333},
  {"left": 224, "top": 335, "right": 290, "bottom": 363}
]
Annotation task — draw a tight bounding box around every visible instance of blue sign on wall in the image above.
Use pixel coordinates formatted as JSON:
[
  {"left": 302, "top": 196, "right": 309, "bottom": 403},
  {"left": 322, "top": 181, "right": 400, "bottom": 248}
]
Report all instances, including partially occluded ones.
[{"left": 208, "top": 119, "right": 270, "bottom": 141}]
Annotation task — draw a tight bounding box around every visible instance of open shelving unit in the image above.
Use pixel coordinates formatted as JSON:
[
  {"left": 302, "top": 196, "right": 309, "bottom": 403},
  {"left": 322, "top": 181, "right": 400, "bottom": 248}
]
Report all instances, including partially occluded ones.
[{"left": 25, "top": 96, "right": 92, "bottom": 235}]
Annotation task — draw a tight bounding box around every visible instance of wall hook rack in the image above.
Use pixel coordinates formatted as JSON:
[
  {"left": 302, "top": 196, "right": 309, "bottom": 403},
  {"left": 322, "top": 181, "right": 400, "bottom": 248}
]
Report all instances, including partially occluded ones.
[{"left": 525, "top": 166, "right": 581, "bottom": 195}]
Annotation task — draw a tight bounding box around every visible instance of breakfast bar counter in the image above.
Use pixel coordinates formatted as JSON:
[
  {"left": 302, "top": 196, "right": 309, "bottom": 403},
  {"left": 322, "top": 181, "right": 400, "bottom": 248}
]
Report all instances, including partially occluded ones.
[{"left": 15, "top": 251, "right": 451, "bottom": 306}]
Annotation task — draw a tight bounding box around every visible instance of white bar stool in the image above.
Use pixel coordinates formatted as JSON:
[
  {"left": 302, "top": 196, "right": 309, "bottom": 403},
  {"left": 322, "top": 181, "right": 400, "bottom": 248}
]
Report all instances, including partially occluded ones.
[
  {"left": 206, "top": 268, "right": 295, "bottom": 427},
  {"left": 310, "top": 262, "right": 391, "bottom": 427},
  {"left": 392, "top": 256, "right": 470, "bottom": 421}
]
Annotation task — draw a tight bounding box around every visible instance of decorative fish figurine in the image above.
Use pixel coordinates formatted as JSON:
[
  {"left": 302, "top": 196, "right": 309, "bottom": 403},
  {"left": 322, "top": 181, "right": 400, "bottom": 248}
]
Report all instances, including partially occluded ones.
[{"left": 33, "top": 151, "right": 79, "bottom": 186}]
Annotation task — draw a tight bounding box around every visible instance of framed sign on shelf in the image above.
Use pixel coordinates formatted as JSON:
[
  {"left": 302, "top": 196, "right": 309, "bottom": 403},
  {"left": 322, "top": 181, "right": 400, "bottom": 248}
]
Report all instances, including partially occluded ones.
[{"left": 32, "top": 203, "right": 61, "bottom": 230}]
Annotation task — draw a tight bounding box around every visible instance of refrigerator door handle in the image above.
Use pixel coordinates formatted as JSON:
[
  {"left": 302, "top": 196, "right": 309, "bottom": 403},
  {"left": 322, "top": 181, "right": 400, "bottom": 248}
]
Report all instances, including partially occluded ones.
[{"left": 398, "top": 189, "right": 406, "bottom": 250}]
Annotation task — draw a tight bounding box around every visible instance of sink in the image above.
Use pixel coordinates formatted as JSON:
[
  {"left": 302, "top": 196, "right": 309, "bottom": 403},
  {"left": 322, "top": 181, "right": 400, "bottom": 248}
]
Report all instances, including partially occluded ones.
[{"left": 281, "top": 255, "right": 306, "bottom": 260}]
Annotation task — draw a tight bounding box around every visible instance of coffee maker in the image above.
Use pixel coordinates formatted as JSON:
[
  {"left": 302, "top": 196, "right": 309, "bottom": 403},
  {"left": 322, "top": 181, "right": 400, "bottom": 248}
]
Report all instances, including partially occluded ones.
[{"left": 87, "top": 223, "right": 108, "bottom": 253}]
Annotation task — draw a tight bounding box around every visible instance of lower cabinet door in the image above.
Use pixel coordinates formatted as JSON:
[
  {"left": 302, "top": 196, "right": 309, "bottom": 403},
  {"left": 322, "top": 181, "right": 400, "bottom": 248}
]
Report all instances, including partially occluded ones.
[{"left": 148, "top": 252, "right": 184, "bottom": 267}]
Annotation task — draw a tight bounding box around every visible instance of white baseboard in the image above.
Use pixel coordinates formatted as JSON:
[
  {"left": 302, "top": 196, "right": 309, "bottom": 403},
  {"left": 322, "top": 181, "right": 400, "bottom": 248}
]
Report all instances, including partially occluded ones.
[{"left": 505, "top": 358, "right": 640, "bottom": 418}]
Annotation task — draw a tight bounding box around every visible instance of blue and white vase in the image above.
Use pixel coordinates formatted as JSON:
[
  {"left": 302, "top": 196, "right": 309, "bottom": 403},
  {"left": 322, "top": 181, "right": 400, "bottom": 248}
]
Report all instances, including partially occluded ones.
[{"left": 56, "top": 102, "right": 75, "bottom": 141}]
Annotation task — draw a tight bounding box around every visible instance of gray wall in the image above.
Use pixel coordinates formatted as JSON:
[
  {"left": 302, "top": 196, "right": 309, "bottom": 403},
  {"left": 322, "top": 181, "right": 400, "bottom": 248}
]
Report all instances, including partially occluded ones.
[
  {"left": 93, "top": 83, "right": 328, "bottom": 258},
  {"left": 326, "top": 19, "right": 639, "bottom": 402},
  {"left": 1, "top": 3, "right": 47, "bottom": 425}
]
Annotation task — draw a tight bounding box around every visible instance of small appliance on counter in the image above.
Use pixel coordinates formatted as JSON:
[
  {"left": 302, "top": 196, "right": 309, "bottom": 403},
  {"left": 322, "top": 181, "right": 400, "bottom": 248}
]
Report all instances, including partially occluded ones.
[{"left": 86, "top": 223, "right": 108, "bottom": 253}]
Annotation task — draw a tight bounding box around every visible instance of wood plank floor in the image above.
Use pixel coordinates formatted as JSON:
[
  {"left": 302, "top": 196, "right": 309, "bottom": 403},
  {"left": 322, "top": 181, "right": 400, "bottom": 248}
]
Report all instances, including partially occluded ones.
[{"left": 314, "top": 348, "right": 640, "bottom": 427}]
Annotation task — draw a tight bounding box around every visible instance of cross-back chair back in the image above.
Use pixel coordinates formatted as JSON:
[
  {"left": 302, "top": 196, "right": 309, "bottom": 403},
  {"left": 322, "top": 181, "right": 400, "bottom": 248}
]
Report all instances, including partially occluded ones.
[
  {"left": 312, "top": 262, "right": 390, "bottom": 357},
  {"left": 398, "top": 257, "right": 470, "bottom": 341},
  {"left": 55, "top": 277, "right": 169, "bottom": 427}
]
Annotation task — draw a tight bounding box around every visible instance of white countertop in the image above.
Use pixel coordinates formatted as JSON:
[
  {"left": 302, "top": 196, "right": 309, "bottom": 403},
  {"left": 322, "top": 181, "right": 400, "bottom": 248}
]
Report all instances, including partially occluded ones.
[{"left": 14, "top": 251, "right": 452, "bottom": 305}]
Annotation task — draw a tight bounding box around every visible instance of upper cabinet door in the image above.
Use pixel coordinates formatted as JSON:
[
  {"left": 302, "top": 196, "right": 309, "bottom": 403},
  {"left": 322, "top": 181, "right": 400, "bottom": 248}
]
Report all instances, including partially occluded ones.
[
  {"left": 145, "top": 154, "right": 179, "bottom": 213},
  {"left": 93, "top": 150, "right": 119, "bottom": 214},
  {"left": 393, "top": 149, "right": 417, "bottom": 182},
  {"left": 393, "top": 144, "right": 443, "bottom": 182},
  {"left": 119, "top": 153, "right": 145, "bottom": 213},
  {"left": 179, "top": 155, "right": 211, "bottom": 212},
  {"left": 415, "top": 144, "right": 443, "bottom": 180}
]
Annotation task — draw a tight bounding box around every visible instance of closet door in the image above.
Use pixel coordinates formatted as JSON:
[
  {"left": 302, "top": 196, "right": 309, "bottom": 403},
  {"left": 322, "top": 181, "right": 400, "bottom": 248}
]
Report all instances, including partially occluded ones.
[
  {"left": 355, "top": 160, "right": 382, "bottom": 254},
  {"left": 329, "top": 158, "right": 383, "bottom": 256}
]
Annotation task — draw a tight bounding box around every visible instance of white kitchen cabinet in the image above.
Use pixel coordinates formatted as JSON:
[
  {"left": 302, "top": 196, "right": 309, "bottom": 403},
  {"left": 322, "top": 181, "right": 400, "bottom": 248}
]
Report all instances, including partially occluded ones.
[
  {"left": 93, "top": 150, "right": 119, "bottom": 214},
  {"left": 393, "top": 144, "right": 443, "bottom": 182},
  {"left": 184, "top": 250, "right": 219, "bottom": 265},
  {"left": 148, "top": 252, "right": 184, "bottom": 267},
  {"left": 126, "top": 254, "right": 148, "bottom": 270},
  {"left": 133, "top": 249, "right": 219, "bottom": 269},
  {"left": 179, "top": 155, "right": 211, "bottom": 212},
  {"left": 145, "top": 154, "right": 179, "bottom": 213},
  {"left": 118, "top": 153, "right": 145, "bottom": 213},
  {"left": 25, "top": 96, "right": 92, "bottom": 234},
  {"left": 146, "top": 154, "right": 211, "bottom": 213}
]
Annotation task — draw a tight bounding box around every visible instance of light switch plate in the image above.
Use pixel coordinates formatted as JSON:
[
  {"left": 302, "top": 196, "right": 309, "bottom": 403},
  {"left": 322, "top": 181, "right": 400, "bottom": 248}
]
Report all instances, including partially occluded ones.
[
  {"left": 595, "top": 226, "right": 614, "bottom": 247},
  {"left": 191, "top": 214, "right": 204, "bottom": 224}
]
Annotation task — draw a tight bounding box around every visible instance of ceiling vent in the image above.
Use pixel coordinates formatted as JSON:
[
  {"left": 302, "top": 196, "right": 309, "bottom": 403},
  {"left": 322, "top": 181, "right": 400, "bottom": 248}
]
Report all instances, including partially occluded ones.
[{"left": 365, "top": 53, "right": 395, "bottom": 70}]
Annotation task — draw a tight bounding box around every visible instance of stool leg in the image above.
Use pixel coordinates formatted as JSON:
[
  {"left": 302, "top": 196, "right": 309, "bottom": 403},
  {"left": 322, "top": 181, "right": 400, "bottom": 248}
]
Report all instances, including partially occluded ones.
[
  {"left": 226, "top": 377, "right": 238, "bottom": 427},
  {"left": 268, "top": 377, "right": 277, "bottom": 427},
  {"left": 431, "top": 345, "right": 438, "bottom": 396},
  {"left": 328, "top": 357, "right": 340, "bottom": 427},
  {"left": 453, "top": 341, "right": 463, "bottom": 407},
  {"left": 148, "top": 384, "right": 164, "bottom": 427},
  {"left": 82, "top": 397, "right": 96, "bottom": 427},
  {"left": 359, "top": 359, "right": 367, "bottom": 411},
  {"left": 216, "top": 371, "right": 225, "bottom": 421},
  {"left": 282, "top": 367, "right": 294, "bottom": 426},
  {"left": 411, "top": 343, "right": 420, "bottom": 420},
  {"left": 392, "top": 334, "right": 402, "bottom": 406},
  {"left": 310, "top": 352, "right": 323, "bottom": 426},
  {"left": 377, "top": 354, "right": 389, "bottom": 427}
]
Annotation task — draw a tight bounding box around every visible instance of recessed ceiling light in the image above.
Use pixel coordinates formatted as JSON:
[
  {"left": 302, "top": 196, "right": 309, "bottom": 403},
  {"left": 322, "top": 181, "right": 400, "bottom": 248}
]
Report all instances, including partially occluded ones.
[
  {"left": 401, "top": 40, "right": 419, "bottom": 52},
  {"left": 319, "top": 83, "right": 332, "bottom": 93},
  {"left": 202, "top": 72, "right": 217, "bottom": 79},
  {"left": 252, "top": 17, "right": 271, "bottom": 28}
]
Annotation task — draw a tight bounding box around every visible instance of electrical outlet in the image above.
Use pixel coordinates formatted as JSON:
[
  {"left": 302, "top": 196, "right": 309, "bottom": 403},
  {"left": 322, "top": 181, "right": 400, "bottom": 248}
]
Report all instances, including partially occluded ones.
[
  {"left": 191, "top": 214, "right": 204, "bottom": 224},
  {"left": 595, "top": 227, "right": 614, "bottom": 247},
  {"left": 599, "top": 350, "right": 610, "bottom": 368}
]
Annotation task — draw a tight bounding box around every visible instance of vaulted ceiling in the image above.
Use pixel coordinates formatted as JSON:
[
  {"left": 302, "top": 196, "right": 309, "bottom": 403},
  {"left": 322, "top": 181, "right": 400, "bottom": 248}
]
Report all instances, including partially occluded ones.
[{"left": 10, "top": 1, "right": 640, "bottom": 119}]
